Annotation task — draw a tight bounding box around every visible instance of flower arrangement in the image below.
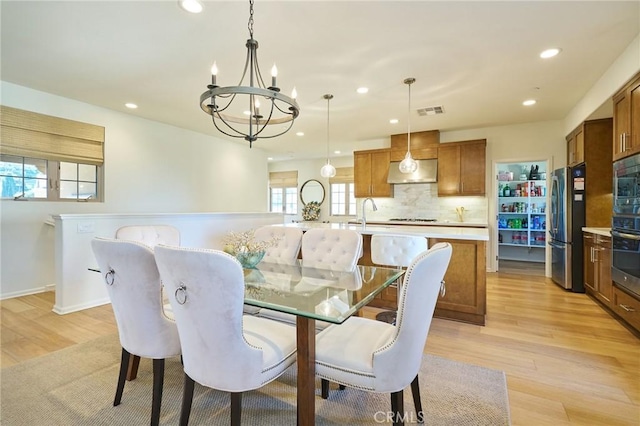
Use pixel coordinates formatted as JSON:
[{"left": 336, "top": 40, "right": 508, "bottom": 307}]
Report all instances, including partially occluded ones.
[
  {"left": 302, "top": 201, "right": 321, "bottom": 221},
  {"left": 222, "top": 229, "right": 279, "bottom": 268}
]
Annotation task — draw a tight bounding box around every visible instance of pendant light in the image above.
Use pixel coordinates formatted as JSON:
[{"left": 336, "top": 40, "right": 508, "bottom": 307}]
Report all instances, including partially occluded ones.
[
  {"left": 320, "top": 94, "right": 337, "bottom": 178},
  {"left": 399, "top": 78, "right": 418, "bottom": 174}
]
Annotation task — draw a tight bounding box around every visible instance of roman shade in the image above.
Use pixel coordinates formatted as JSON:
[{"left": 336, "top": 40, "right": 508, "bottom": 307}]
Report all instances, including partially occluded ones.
[
  {"left": 329, "top": 167, "right": 353, "bottom": 184},
  {"left": 0, "top": 105, "right": 105, "bottom": 165},
  {"left": 268, "top": 170, "right": 298, "bottom": 188}
]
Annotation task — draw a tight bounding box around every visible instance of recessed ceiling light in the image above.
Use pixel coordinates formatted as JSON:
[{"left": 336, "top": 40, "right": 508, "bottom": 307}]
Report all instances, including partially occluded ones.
[
  {"left": 243, "top": 110, "right": 251, "bottom": 116},
  {"left": 296, "top": 132, "right": 304, "bottom": 137},
  {"left": 540, "top": 48, "right": 561, "bottom": 59},
  {"left": 267, "top": 157, "right": 273, "bottom": 161},
  {"left": 389, "top": 119, "right": 399, "bottom": 124},
  {"left": 178, "top": 0, "right": 203, "bottom": 14},
  {"left": 357, "top": 87, "right": 369, "bottom": 94},
  {"left": 125, "top": 103, "right": 138, "bottom": 109},
  {"left": 333, "top": 150, "right": 341, "bottom": 155},
  {"left": 523, "top": 99, "right": 537, "bottom": 106}
]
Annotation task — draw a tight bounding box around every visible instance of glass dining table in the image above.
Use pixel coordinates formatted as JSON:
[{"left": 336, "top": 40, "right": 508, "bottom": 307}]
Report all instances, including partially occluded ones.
[{"left": 242, "top": 260, "right": 404, "bottom": 426}]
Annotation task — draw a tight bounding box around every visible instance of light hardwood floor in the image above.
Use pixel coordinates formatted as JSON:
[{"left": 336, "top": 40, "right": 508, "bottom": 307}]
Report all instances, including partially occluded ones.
[{"left": 2, "top": 271, "right": 639, "bottom": 425}]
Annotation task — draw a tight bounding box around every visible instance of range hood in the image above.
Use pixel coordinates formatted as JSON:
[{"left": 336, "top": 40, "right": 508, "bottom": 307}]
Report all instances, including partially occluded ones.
[{"left": 387, "top": 159, "right": 438, "bottom": 184}]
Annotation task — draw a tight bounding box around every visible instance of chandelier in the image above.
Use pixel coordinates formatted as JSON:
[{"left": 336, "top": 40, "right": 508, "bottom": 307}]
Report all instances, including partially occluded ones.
[
  {"left": 399, "top": 77, "right": 418, "bottom": 173},
  {"left": 199, "top": 0, "right": 300, "bottom": 148},
  {"left": 320, "top": 94, "right": 337, "bottom": 178}
]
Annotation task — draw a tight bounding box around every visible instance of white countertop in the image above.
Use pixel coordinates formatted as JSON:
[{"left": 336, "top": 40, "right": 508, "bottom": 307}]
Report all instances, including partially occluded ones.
[
  {"left": 277, "top": 222, "right": 489, "bottom": 241},
  {"left": 582, "top": 227, "right": 611, "bottom": 237}
]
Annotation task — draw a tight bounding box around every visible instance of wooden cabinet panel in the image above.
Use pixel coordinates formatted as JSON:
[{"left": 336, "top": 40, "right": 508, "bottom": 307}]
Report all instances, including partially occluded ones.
[
  {"left": 612, "top": 286, "right": 640, "bottom": 332},
  {"left": 584, "top": 233, "right": 613, "bottom": 308},
  {"left": 353, "top": 149, "right": 392, "bottom": 198},
  {"left": 390, "top": 130, "right": 439, "bottom": 150},
  {"left": 583, "top": 234, "right": 596, "bottom": 293},
  {"left": 613, "top": 72, "right": 640, "bottom": 161},
  {"left": 437, "top": 140, "right": 486, "bottom": 196},
  {"left": 363, "top": 234, "right": 487, "bottom": 326},
  {"left": 567, "top": 126, "right": 585, "bottom": 166},
  {"left": 389, "top": 147, "right": 438, "bottom": 162}
]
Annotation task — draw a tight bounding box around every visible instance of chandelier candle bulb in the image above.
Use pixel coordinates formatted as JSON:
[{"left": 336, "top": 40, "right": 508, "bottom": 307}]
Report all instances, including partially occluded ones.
[
  {"left": 210, "top": 62, "right": 218, "bottom": 86},
  {"left": 271, "top": 64, "right": 277, "bottom": 88}
]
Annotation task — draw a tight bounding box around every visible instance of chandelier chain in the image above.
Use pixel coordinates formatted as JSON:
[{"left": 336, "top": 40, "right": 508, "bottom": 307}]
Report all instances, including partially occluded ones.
[{"left": 248, "top": 0, "right": 254, "bottom": 38}]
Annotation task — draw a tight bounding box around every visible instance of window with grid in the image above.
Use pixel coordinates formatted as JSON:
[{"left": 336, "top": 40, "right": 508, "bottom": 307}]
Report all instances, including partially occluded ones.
[
  {"left": 329, "top": 167, "right": 356, "bottom": 216},
  {"left": 269, "top": 170, "right": 298, "bottom": 214},
  {"left": 0, "top": 106, "right": 104, "bottom": 201}
]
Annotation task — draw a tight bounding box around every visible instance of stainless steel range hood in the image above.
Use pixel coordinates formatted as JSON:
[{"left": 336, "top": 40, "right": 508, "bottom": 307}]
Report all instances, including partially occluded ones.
[{"left": 387, "top": 159, "right": 438, "bottom": 184}]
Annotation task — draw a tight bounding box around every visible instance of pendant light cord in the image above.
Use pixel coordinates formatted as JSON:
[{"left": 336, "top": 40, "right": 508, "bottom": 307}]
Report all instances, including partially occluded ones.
[
  {"left": 406, "top": 78, "right": 412, "bottom": 153},
  {"left": 323, "top": 94, "right": 334, "bottom": 162}
]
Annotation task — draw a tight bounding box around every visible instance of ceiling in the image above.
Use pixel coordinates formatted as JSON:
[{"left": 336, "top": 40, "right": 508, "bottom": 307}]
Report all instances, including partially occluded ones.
[{"left": 1, "top": 1, "right": 639, "bottom": 161}]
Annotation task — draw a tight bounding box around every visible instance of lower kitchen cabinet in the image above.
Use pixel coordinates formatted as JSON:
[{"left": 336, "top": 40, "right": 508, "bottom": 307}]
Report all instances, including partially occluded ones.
[
  {"left": 583, "top": 232, "right": 612, "bottom": 307},
  {"left": 611, "top": 286, "right": 640, "bottom": 332},
  {"left": 364, "top": 235, "right": 487, "bottom": 326}
]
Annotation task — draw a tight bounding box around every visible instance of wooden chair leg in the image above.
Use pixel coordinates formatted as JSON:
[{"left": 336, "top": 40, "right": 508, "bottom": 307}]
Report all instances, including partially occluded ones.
[
  {"left": 390, "top": 390, "right": 405, "bottom": 426},
  {"left": 151, "top": 359, "right": 165, "bottom": 426},
  {"left": 321, "top": 379, "right": 329, "bottom": 399},
  {"left": 230, "top": 392, "right": 242, "bottom": 426},
  {"left": 127, "top": 355, "right": 141, "bottom": 380},
  {"left": 114, "top": 348, "right": 130, "bottom": 406},
  {"left": 410, "top": 375, "right": 424, "bottom": 423},
  {"left": 180, "top": 374, "right": 195, "bottom": 426}
]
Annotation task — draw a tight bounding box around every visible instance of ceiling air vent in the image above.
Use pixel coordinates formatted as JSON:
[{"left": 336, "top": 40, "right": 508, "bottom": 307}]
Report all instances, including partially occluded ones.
[{"left": 417, "top": 106, "right": 445, "bottom": 116}]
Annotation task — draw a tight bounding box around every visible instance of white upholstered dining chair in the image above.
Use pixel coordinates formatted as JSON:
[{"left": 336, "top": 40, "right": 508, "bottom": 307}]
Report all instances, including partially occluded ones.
[
  {"left": 243, "top": 226, "right": 303, "bottom": 315},
  {"left": 255, "top": 228, "right": 363, "bottom": 329},
  {"left": 153, "top": 245, "right": 297, "bottom": 426},
  {"left": 314, "top": 242, "right": 453, "bottom": 426},
  {"left": 90, "top": 237, "right": 181, "bottom": 426},
  {"left": 370, "top": 234, "right": 429, "bottom": 324},
  {"left": 115, "top": 225, "right": 180, "bottom": 247}
]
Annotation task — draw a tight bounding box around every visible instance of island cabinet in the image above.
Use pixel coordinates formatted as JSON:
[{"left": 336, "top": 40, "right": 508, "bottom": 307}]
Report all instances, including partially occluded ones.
[
  {"left": 437, "top": 139, "right": 486, "bottom": 196},
  {"left": 354, "top": 149, "right": 393, "bottom": 198},
  {"left": 363, "top": 234, "right": 487, "bottom": 326},
  {"left": 612, "top": 71, "right": 640, "bottom": 161},
  {"left": 583, "top": 232, "right": 612, "bottom": 307}
]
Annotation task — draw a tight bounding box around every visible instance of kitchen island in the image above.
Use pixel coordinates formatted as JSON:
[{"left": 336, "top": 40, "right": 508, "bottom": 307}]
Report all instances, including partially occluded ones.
[{"left": 277, "top": 222, "right": 489, "bottom": 325}]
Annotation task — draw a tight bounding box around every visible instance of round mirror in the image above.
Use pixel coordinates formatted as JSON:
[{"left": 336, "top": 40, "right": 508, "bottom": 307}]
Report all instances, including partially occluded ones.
[{"left": 300, "top": 179, "right": 325, "bottom": 206}]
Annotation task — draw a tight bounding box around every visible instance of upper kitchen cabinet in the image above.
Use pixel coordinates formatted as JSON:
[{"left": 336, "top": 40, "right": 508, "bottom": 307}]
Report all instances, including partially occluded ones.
[
  {"left": 567, "top": 119, "right": 613, "bottom": 227},
  {"left": 613, "top": 71, "right": 640, "bottom": 161},
  {"left": 389, "top": 130, "right": 439, "bottom": 161},
  {"left": 437, "top": 139, "right": 487, "bottom": 196},
  {"left": 567, "top": 125, "right": 584, "bottom": 166},
  {"left": 354, "top": 149, "right": 393, "bottom": 198}
]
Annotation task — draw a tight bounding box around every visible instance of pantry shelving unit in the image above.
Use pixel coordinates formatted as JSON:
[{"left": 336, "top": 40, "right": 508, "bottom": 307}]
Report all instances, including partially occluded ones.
[{"left": 497, "top": 162, "right": 548, "bottom": 263}]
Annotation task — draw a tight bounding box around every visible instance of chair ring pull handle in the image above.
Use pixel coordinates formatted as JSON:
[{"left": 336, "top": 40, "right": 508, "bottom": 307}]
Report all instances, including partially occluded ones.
[
  {"left": 440, "top": 280, "right": 446, "bottom": 298},
  {"left": 104, "top": 269, "right": 115, "bottom": 286},
  {"left": 175, "top": 283, "right": 188, "bottom": 305}
]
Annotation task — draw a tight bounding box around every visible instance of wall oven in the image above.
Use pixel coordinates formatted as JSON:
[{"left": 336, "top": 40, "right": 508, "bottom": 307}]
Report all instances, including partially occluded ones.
[{"left": 612, "top": 153, "right": 640, "bottom": 298}]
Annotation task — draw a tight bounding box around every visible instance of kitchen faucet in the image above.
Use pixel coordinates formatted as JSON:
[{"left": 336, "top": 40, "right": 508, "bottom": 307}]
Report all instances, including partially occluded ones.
[{"left": 361, "top": 197, "right": 378, "bottom": 227}]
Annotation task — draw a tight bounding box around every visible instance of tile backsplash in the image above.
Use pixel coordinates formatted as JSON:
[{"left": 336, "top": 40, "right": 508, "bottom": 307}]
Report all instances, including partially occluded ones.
[{"left": 356, "top": 183, "right": 488, "bottom": 223}]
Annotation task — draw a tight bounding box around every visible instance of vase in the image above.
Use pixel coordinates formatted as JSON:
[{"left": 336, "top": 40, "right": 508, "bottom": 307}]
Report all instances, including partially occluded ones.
[{"left": 235, "top": 251, "right": 265, "bottom": 269}]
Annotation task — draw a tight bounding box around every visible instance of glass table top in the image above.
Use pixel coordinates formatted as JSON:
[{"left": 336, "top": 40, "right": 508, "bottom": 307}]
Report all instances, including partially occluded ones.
[{"left": 243, "top": 260, "right": 404, "bottom": 324}]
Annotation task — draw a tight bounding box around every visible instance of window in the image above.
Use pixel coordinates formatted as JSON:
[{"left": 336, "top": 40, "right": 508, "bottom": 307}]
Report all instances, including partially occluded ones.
[
  {"left": 0, "top": 155, "right": 99, "bottom": 200},
  {"left": 329, "top": 167, "right": 356, "bottom": 216},
  {"left": 0, "top": 106, "right": 104, "bottom": 202},
  {"left": 269, "top": 170, "right": 298, "bottom": 214}
]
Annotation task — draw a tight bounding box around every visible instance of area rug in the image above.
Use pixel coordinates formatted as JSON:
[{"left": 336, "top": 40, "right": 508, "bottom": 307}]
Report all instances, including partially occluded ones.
[{"left": 1, "top": 334, "right": 510, "bottom": 425}]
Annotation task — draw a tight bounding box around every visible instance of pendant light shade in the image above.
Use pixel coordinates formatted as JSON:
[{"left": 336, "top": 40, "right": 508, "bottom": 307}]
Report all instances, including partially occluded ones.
[
  {"left": 399, "top": 78, "right": 418, "bottom": 174},
  {"left": 320, "top": 94, "right": 336, "bottom": 178}
]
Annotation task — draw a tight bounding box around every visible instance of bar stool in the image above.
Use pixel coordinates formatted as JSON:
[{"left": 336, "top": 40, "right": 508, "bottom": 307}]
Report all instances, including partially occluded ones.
[{"left": 370, "top": 234, "right": 428, "bottom": 324}]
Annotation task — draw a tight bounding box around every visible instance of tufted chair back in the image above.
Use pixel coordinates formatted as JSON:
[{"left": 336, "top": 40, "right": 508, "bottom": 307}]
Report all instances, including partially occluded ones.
[
  {"left": 253, "top": 225, "right": 302, "bottom": 263},
  {"left": 301, "top": 228, "right": 363, "bottom": 270},
  {"left": 371, "top": 234, "right": 428, "bottom": 268},
  {"left": 115, "top": 225, "right": 180, "bottom": 247}
]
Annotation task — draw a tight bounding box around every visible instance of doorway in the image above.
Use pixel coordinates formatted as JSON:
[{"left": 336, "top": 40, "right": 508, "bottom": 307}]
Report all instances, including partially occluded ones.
[{"left": 495, "top": 159, "right": 549, "bottom": 276}]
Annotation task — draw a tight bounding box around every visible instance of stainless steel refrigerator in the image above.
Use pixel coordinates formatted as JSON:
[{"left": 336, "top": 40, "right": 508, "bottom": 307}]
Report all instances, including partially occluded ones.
[{"left": 549, "top": 165, "right": 586, "bottom": 292}]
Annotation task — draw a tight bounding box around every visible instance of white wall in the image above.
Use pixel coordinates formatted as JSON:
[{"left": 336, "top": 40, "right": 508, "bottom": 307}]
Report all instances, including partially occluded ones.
[{"left": 0, "top": 82, "right": 272, "bottom": 299}]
